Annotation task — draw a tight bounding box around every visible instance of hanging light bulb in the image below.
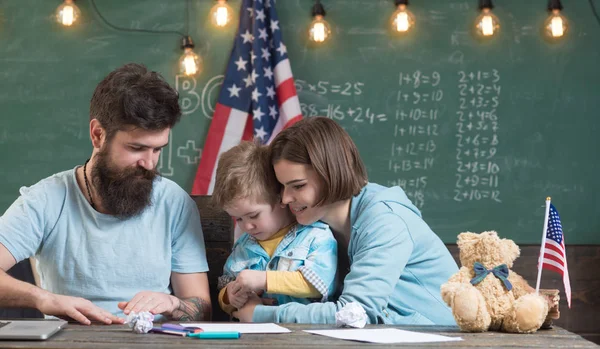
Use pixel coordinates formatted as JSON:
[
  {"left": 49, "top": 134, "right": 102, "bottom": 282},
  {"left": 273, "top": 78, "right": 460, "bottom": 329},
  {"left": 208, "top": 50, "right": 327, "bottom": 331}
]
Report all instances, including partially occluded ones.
[
  {"left": 308, "top": 1, "right": 331, "bottom": 44},
  {"left": 544, "top": 0, "right": 568, "bottom": 39},
  {"left": 390, "top": 0, "right": 415, "bottom": 34},
  {"left": 474, "top": 0, "right": 500, "bottom": 37},
  {"left": 55, "top": 0, "right": 81, "bottom": 27},
  {"left": 209, "top": 0, "right": 233, "bottom": 28},
  {"left": 179, "top": 36, "right": 203, "bottom": 76}
]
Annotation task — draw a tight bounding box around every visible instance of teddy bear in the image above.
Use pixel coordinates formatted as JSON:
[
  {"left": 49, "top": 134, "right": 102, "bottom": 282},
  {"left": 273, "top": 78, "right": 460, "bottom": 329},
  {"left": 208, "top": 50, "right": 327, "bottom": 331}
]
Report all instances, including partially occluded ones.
[{"left": 441, "top": 231, "right": 549, "bottom": 333}]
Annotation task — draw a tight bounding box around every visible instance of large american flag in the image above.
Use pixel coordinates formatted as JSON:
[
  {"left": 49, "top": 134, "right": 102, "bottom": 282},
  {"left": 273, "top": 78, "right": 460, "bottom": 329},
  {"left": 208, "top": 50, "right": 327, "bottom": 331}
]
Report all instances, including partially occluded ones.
[
  {"left": 540, "top": 203, "right": 571, "bottom": 308},
  {"left": 191, "top": 0, "right": 302, "bottom": 195}
]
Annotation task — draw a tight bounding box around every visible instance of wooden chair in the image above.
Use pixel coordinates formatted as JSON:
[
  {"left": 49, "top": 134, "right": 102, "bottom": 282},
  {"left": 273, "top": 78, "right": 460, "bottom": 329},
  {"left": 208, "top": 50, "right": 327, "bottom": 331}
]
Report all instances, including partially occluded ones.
[
  {"left": 192, "top": 195, "right": 234, "bottom": 321},
  {"left": 0, "top": 259, "right": 43, "bottom": 319}
]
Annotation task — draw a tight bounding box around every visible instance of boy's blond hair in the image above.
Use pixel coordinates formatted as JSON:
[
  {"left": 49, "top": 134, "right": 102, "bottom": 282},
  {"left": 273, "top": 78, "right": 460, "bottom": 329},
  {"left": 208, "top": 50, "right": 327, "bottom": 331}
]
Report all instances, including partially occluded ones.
[{"left": 213, "top": 141, "right": 280, "bottom": 209}]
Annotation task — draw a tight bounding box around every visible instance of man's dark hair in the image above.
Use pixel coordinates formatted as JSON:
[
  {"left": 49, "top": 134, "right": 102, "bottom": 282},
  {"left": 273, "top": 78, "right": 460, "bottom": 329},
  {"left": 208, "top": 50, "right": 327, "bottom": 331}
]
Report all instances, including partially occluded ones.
[{"left": 90, "top": 63, "right": 181, "bottom": 140}]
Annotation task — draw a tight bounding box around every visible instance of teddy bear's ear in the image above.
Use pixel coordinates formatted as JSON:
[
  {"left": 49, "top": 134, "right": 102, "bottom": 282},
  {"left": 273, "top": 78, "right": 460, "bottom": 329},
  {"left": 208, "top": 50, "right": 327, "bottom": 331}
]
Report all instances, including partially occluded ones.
[
  {"left": 502, "top": 238, "right": 521, "bottom": 264},
  {"left": 457, "top": 232, "right": 479, "bottom": 249}
]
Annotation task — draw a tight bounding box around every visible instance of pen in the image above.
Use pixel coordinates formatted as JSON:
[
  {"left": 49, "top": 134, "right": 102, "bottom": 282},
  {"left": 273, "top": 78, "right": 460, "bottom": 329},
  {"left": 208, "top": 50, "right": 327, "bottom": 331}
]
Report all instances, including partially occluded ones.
[
  {"left": 188, "top": 331, "right": 241, "bottom": 339},
  {"left": 149, "top": 327, "right": 188, "bottom": 337},
  {"left": 161, "top": 324, "right": 203, "bottom": 333}
]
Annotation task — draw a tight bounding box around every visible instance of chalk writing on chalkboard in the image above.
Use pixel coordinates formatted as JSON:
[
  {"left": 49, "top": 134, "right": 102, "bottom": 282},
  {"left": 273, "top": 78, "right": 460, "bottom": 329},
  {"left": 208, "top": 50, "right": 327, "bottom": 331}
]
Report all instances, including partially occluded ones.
[
  {"left": 295, "top": 79, "right": 364, "bottom": 96},
  {"left": 158, "top": 131, "right": 174, "bottom": 177},
  {"left": 200, "top": 75, "right": 225, "bottom": 119},
  {"left": 176, "top": 75, "right": 201, "bottom": 116},
  {"left": 177, "top": 140, "right": 202, "bottom": 165},
  {"left": 388, "top": 70, "right": 444, "bottom": 208},
  {"left": 454, "top": 70, "right": 502, "bottom": 204}
]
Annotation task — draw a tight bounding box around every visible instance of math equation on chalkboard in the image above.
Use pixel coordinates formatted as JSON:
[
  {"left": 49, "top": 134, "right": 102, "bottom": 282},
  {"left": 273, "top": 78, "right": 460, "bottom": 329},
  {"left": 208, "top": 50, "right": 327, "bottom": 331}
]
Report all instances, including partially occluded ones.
[{"left": 296, "top": 70, "right": 504, "bottom": 210}]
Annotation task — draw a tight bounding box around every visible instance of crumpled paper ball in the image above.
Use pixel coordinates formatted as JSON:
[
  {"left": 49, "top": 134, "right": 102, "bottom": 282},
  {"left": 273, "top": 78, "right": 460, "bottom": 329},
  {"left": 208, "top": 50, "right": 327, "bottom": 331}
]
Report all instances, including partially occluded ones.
[
  {"left": 126, "top": 311, "right": 154, "bottom": 334},
  {"left": 335, "top": 302, "right": 367, "bottom": 328}
]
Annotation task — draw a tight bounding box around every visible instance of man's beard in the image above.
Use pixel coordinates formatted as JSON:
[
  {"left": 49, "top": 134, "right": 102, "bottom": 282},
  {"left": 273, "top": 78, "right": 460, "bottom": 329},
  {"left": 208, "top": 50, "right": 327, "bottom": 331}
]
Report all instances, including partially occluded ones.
[{"left": 91, "top": 147, "right": 160, "bottom": 219}]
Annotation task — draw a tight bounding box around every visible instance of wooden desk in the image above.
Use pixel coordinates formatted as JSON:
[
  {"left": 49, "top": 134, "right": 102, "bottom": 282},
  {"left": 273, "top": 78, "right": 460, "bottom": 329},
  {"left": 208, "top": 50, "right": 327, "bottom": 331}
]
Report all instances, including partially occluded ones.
[
  {"left": 0, "top": 324, "right": 596, "bottom": 348},
  {"left": 2, "top": 196, "right": 599, "bottom": 342}
]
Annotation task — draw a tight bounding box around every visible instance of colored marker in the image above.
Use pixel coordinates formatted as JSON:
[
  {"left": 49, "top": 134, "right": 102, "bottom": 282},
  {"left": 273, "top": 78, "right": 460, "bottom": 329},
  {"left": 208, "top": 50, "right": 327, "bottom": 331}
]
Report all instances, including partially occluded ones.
[
  {"left": 188, "top": 331, "right": 240, "bottom": 339},
  {"left": 161, "top": 324, "right": 203, "bottom": 333},
  {"left": 149, "top": 327, "right": 188, "bottom": 337},
  {"left": 161, "top": 323, "right": 187, "bottom": 331}
]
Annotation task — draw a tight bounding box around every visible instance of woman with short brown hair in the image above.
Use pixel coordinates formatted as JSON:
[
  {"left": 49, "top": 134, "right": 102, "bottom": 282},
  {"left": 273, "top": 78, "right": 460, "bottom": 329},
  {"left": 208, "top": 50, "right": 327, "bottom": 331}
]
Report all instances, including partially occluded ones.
[{"left": 234, "top": 117, "right": 458, "bottom": 325}]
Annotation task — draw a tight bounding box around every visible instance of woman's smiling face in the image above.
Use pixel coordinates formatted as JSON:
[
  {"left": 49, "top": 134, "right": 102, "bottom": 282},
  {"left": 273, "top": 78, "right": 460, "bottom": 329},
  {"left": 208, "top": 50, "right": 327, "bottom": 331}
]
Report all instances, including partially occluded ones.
[{"left": 274, "top": 159, "right": 330, "bottom": 226}]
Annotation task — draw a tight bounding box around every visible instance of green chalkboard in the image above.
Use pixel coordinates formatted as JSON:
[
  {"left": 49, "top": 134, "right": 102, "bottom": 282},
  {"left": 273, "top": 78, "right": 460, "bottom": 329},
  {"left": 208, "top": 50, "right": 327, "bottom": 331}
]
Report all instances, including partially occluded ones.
[{"left": 1, "top": 0, "right": 599, "bottom": 243}]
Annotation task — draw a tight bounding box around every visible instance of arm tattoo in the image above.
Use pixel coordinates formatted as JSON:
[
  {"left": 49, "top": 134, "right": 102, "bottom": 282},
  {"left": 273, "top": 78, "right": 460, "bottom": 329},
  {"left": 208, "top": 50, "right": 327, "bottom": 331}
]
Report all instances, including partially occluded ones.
[{"left": 171, "top": 297, "right": 212, "bottom": 321}]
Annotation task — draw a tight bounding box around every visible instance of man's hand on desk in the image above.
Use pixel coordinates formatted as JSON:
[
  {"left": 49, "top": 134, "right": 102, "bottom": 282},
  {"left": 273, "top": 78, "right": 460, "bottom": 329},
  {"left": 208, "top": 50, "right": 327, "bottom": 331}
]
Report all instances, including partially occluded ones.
[
  {"left": 118, "top": 291, "right": 211, "bottom": 321},
  {"left": 118, "top": 291, "right": 179, "bottom": 317},
  {"left": 36, "top": 292, "right": 124, "bottom": 325}
]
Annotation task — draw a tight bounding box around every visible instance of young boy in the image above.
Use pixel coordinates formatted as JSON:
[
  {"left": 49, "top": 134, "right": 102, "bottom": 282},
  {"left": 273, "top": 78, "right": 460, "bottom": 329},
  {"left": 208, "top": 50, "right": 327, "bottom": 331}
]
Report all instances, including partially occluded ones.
[{"left": 213, "top": 141, "right": 337, "bottom": 316}]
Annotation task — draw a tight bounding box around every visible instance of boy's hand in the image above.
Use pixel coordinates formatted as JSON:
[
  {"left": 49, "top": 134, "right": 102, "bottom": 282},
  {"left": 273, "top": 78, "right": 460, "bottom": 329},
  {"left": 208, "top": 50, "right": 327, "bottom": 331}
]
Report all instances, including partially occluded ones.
[
  {"left": 232, "top": 292, "right": 262, "bottom": 322},
  {"left": 235, "top": 270, "right": 267, "bottom": 293},
  {"left": 227, "top": 281, "right": 250, "bottom": 309}
]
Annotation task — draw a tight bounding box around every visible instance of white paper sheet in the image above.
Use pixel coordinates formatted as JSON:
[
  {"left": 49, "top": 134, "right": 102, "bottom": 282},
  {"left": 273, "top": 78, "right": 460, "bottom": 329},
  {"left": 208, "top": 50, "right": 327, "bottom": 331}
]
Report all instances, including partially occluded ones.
[
  {"left": 304, "top": 328, "right": 463, "bottom": 344},
  {"left": 181, "top": 323, "right": 291, "bottom": 334}
]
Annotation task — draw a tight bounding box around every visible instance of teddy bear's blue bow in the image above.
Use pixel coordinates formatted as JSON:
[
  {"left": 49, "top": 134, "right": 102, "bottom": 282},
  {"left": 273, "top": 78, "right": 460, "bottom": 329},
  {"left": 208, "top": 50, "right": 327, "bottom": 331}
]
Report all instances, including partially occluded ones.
[{"left": 470, "top": 262, "right": 513, "bottom": 291}]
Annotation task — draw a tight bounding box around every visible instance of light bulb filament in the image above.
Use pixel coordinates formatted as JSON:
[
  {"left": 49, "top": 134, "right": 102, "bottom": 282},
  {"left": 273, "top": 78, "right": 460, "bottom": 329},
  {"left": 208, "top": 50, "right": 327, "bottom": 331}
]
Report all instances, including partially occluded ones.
[
  {"left": 183, "top": 55, "right": 197, "bottom": 76},
  {"left": 551, "top": 16, "right": 564, "bottom": 37},
  {"left": 396, "top": 12, "right": 409, "bottom": 32},
  {"left": 313, "top": 22, "right": 325, "bottom": 42},
  {"left": 62, "top": 5, "right": 74, "bottom": 26},
  {"left": 481, "top": 15, "right": 494, "bottom": 36},
  {"left": 215, "top": 7, "right": 229, "bottom": 27}
]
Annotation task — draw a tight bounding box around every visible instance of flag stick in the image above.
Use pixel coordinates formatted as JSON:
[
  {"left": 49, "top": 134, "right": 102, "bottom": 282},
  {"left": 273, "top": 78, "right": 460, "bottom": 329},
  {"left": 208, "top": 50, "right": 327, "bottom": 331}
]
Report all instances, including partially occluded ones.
[{"left": 535, "top": 197, "right": 552, "bottom": 294}]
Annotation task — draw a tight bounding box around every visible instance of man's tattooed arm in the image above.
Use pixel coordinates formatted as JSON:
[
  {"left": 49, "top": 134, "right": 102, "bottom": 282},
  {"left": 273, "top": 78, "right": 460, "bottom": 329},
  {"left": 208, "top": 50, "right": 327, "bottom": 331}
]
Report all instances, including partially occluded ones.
[{"left": 170, "top": 297, "right": 212, "bottom": 321}]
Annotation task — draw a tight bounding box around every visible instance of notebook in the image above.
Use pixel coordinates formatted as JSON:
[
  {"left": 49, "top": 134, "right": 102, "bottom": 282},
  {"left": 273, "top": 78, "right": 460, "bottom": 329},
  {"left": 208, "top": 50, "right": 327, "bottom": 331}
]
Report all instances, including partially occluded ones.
[{"left": 0, "top": 320, "right": 67, "bottom": 340}]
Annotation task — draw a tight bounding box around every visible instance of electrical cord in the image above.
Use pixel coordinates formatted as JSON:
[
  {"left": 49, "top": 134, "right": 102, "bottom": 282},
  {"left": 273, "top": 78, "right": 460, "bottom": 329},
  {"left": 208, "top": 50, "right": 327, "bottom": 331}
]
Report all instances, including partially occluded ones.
[
  {"left": 589, "top": 0, "right": 600, "bottom": 27},
  {"left": 89, "top": 0, "right": 187, "bottom": 37}
]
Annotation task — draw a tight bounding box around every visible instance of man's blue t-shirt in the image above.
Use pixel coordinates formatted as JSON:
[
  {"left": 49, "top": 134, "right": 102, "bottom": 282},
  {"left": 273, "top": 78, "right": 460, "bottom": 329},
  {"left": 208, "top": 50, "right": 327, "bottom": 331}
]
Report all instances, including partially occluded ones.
[{"left": 0, "top": 167, "right": 208, "bottom": 315}]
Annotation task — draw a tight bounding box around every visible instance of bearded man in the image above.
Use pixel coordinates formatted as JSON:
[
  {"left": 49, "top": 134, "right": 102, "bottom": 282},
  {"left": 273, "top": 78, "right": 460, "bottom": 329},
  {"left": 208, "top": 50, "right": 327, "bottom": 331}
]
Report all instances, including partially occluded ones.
[{"left": 0, "top": 63, "right": 211, "bottom": 324}]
